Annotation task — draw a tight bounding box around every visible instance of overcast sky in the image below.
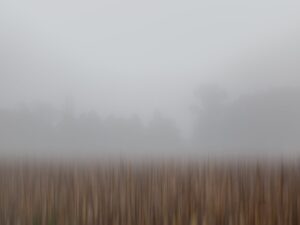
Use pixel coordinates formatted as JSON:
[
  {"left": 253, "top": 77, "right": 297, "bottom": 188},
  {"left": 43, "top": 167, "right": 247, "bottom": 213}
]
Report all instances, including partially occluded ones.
[{"left": 1, "top": 0, "right": 300, "bottom": 135}]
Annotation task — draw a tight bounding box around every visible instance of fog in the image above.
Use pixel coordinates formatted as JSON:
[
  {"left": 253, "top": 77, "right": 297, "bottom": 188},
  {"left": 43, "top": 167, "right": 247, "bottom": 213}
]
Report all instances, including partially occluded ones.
[{"left": 0, "top": 0, "right": 300, "bottom": 158}]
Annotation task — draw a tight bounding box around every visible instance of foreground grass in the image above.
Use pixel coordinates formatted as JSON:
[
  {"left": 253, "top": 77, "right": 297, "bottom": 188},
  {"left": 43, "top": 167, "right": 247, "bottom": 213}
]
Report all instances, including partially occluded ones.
[{"left": 0, "top": 161, "right": 299, "bottom": 225}]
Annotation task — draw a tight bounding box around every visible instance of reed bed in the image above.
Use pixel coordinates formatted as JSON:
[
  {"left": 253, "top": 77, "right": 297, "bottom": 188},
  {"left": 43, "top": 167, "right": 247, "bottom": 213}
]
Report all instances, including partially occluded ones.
[{"left": 0, "top": 161, "right": 299, "bottom": 225}]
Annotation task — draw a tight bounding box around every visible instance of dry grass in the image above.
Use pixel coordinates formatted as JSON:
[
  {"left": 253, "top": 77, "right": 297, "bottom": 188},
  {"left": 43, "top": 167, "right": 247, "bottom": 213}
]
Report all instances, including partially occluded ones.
[{"left": 0, "top": 160, "right": 300, "bottom": 225}]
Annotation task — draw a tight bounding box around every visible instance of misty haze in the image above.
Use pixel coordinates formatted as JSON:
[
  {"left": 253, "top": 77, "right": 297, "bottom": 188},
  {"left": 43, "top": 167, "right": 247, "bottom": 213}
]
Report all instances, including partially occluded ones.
[
  {"left": 1, "top": 0, "right": 300, "bottom": 158},
  {"left": 2, "top": 1, "right": 300, "bottom": 225}
]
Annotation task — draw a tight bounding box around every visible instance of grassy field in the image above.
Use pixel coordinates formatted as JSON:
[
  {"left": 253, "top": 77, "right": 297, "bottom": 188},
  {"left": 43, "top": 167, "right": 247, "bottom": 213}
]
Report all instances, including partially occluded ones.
[{"left": 0, "top": 160, "right": 299, "bottom": 225}]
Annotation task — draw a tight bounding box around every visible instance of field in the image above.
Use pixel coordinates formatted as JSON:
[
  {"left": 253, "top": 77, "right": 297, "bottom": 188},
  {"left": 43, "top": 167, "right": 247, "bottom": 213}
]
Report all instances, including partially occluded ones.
[{"left": 0, "top": 160, "right": 300, "bottom": 225}]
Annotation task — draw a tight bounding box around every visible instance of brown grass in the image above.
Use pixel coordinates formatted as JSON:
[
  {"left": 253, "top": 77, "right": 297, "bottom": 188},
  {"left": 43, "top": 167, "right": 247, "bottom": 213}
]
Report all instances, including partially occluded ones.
[{"left": 0, "top": 160, "right": 299, "bottom": 225}]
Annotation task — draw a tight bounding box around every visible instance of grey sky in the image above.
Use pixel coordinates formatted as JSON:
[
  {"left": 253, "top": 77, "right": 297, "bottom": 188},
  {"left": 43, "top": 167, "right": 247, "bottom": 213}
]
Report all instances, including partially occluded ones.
[{"left": 1, "top": 0, "right": 300, "bottom": 135}]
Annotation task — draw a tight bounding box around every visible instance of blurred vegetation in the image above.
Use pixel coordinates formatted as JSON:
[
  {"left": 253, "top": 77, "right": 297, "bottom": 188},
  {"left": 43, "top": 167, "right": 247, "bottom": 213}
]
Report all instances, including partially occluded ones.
[{"left": 0, "top": 161, "right": 299, "bottom": 225}]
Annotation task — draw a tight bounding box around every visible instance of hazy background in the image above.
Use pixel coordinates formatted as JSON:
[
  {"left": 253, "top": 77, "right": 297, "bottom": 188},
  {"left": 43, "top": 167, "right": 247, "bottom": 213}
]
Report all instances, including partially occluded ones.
[{"left": 0, "top": 0, "right": 300, "bottom": 158}]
